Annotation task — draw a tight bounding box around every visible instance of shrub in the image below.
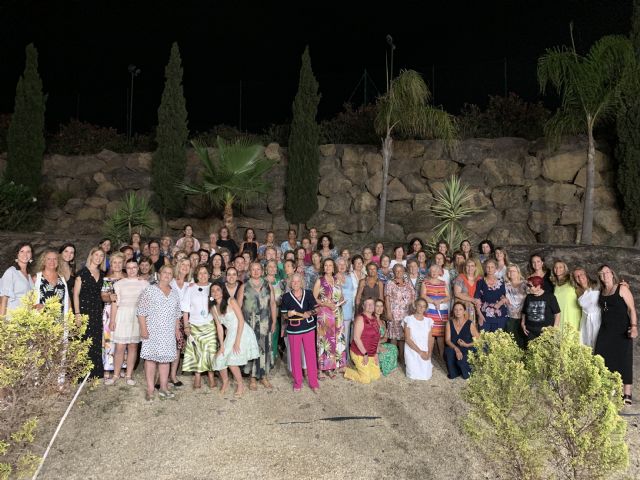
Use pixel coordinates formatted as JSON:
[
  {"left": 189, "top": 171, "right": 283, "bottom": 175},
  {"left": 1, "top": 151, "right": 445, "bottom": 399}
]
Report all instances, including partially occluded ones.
[
  {"left": 192, "top": 124, "right": 264, "bottom": 146},
  {"left": 319, "top": 103, "right": 379, "bottom": 144},
  {"left": 457, "top": 93, "right": 550, "bottom": 140},
  {"left": 0, "top": 114, "right": 10, "bottom": 153},
  {"left": 0, "top": 293, "right": 91, "bottom": 479},
  {"left": 103, "top": 192, "right": 156, "bottom": 246},
  {"left": 0, "top": 179, "right": 40, "bottom": 231},
  {"left": 464, "top": 328, "right": 628, "bottom": 480},
  {"left": 262, "top": 123, "right": 290, "bottom": 146}
]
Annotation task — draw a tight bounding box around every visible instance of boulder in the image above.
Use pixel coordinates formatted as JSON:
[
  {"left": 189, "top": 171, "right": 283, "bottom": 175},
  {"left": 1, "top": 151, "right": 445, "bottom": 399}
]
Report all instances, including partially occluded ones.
[
  {"left": 76, "top": 207, "right": 104, "bottom": 221},
  {"left": 420, "top": 158, "right": 459, "bottom": 179},
  {"left": 452, "top": 138, "right": 494, "bottom": 165},
  {"left": 342, "top": 145, "right": 363, "bottom": 169},
  {"left": 105, "top": 200, "right": 121, "bottom": 217},
  {"left": 363, "top": 152, "right": 383, "bottom": 176},
  {"left": 93, "top": 172, "right": 107, "bottom": 184},
  {"left": 491, "top": 186, "right": 527, "bottom": 210},
  {"left": 318, "top": 155, "right": 340, "bottom": 177},
  {"left": 135, "top": 152, "right": 152, "bottom": 171},
  {"left": 459, "top": 165, "right": 486, "bottom": 188},
  {"left": 573, "top": 166, "right": 603, "bottom": 189},
  {"left": 542, "top": 151, "right": 586, "bottom": 182},
  {"left": 559, "top": 204, "right": 582, "bottom": 225},
  {"left": 427, "top": 180, "right": 446, "bottom": 195},
  {"left": 112, "top": 170, "right": 151, "bottom": 190},
  {"left": 400, "top": 174, "right": 428, "bottom": 194},
  {"left": 466, "top": 189, "right": 493, "bottom": 209},
  {"left": 42, "top": 207, "right": 63, "bottom": 221},
  {"left": 539, "top": 226, "right": 577, "bottom": 244},
  {"left": 64, "top": 198, "right": 85, "bottom": 215},
  {"left": 318, "top": 171, "right": 351, "bottom": 196},
  {"left": 319, "top": 144, "right": 336, "bottom": 157},
  {"left": 393, "top": 140, "right": 425, "bottom": 159},
  {"left": 488, "top": 224, "right": 537, "bottom": 245},
  {"left": 397, "top": 210, "right": 439, "bottom": 235},
  {"left": 382, "top": 222, "right": 406, "bottom": 241},
  {"left": 527, "top": 181, "right": 577, "bottom": 205},
  {"left": 317, "top": 195, "right": 327, "bottom": 212},
  {"left": 386, "top": 177, "right": 413, "bottom": 201},
  {"left": 343, "top": 164, "right": 368, "bottom": 185},
  {"left": 386, "top": 201, "right": 412, "bottom": 218},
  {"left": 523, "top": 155, "right": 541, "bottom": 179},
  {"left": 85, "top": 196, "right": 109, "bottom": 208},
  {"left": 412, "top": 193, "right": 433, "bottom": 212},
  {"left": 97, "top": 150, "right": 127, "bottom": 172},
  {"left": 266, "top": 190, "right": 285, "bottom": 213},
  {"left": 504, "top": 207, "right": 530, "bottom": 223},
  {"left": 479, "top": 157, "right": 524, "bottom": 187},
  {"left": 594, "top": 187, "right": 617, "bottom": 207},
  {"left": 324, "top": 193, "right": 352, "bottom": 215},
  {"left": 365, "top": 171, "right": 383, "bottom": 197},
  {"left": 594, "top": 208, "right": 624, "bottom": 234},
  {"left": 356, "top": 212, "right": 377, "bottom": 233},
  {"left": 353, "top": 192, "right": 377, "bottom": 213},
  {"left": 462, "top": 208, "right": 499, "bottom": 236},
  {"left": 595, "top": 151, "right": 611, "bottom": 172},
  {"left": 528, "top": 210, "right": 559, "bottom": 233},
  {"left": 489, "top": 137, "right": 530, "bottom": 162},
  {"left": 422, "top": 140, "right": 445, "bottom": 161},
  {"left": 264, "top": 143, "right": 281, "bottom": 161},
  {"left": 389, "top": 157, "right": 423, "bottom": 177}
]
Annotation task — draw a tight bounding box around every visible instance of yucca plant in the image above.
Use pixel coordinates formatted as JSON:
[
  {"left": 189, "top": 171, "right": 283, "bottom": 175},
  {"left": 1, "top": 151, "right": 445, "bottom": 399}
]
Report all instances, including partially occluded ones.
[
  {"left": 178, "top": 136, "right": 276, "bottom": 237},
  {"left": 103, "top": 192, "right": 156, "bottom": 245},
  {"left": 428, "top": 175, "right": 485, "bottom": 252}
]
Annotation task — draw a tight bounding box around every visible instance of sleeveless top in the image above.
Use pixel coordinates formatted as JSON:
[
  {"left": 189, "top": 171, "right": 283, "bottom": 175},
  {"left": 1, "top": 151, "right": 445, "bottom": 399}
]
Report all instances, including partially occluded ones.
[
  {"left": 350, "top": 314, "right": 381, "bottom": 356},
  {"left": 449, "top": 319, "right": 473, "bottom": 347},
  {"left": 361, "top": 279, "right": 380, "bottom": 303},
  {"left": 598, "top": 285, "right": 630, "bottom": 330}
]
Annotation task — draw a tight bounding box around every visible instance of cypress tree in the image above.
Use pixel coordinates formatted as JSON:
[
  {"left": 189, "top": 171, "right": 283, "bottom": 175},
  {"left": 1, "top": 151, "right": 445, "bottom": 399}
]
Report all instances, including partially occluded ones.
[
  {"left": 151, "top": 42, "right": 189, "bottom": 219},
  {"left": 285, "top": 46, "right": 321, "bottom": 226},
  {"left": 617, "top": 0, "right": 640, "bottom": 246},
  {"left": 6, "top": 43, "right": 46, "bottom": 193}
]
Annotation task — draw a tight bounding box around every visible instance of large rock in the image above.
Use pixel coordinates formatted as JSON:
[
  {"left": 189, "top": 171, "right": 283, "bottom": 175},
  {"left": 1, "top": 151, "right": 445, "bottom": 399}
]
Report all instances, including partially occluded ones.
[
  {"left": 594, "top": 187, "right": 617, "bottom": 207},
  {"left": 422, "top": 140, "right": 445, "bottom": 161},
  {"left": 342, "top": 145, "right": 364, "bottom": 169},
  {"left": 397, "top": 211, "right": 439, "bottom": 235},
  {"left": 393, "top": 140, "right": 425, "bottom": 159},
  {"left": 504, "top": 207, "right": 530, "bottom": 223},
  {"left": 318, "top": 155, "right": 340, "bottom": 177},
  {"left": 412, "top": 193, "right": 433, "bottom": 212},
  {"left": 97, "top": 150, "right": 127, "bottom": 173},
  {"left": 459, "top": 165, "right": 486, "bottom": 188},
  {"left": 466, "top": 189, "right": 493, "bottom": 209},
  {"left": 539, "top": 226, "right": 577, "bottom": 244},
  {"left": 319, "top": 144, "right": 336, "bottom": 157},
  {"left": 452, "top": 138, "right": 494, "bottom": 165},
  {"left": 559, "top": 204, "right": 582, "bottom": 225},
  {"left": 389, "top": 157, "right": 422, "bottom": 177},
  {"left": 386, "top": 177, "right": 413, "bottom": 201},
  {"left": 357, "top": 212, "right": 377, "bottom": 233},
  {"left": 527, "top": 181, "right": 578, "bottom": 205},
  {"left": 420, "top": 158, "right": 459, "bottom": 179},
  {"left": 386, "top": 201, "right": 412, "bottom": 218},
  {"left": 523, "top": 155, "right": 541, "bottom": 179},
  {"left": 542, "top": 151, "right": 586, "bottom": 182},
  {"left": 400, "top": 174, "right": 428, "bottom": 194},
  {"left": 353, "top": 192, "right": 377, "bottom": 213},
  {"left": 365, "top": 171, "right": 383, "bottom": 197},
  {"left": 264, "top": 143, "right": 281, "bottom": 161},
  {"left": 573, "top": 166, "right": 603, "bottom": 189},
  {"left": 112, "top": 170, "right": 151, "bottom": 190},
  {"left": 594, "top": 208, "right": 624, "bottom": 234},
  {"left": 363, "top": 151, "right": 383, "bottom": 176},
  {"left": 64, "top": 198, "right": 85, "bottom": 215},
  {"left": 76, "top": 207, "right": 104, "bottom": 221},
  {"left": 528, "top": 210, "right": 559, "bottom": 233},
  {"left": 490, "top": 137, "right": 530, "bottom": 162},
  {"left": 84, "top": 196, "right": 109, "bottom": 208},
  {"left": 462, "top": 208, "right": 499, "bottom": 235},
  {"left": 381, "top": 222, "right": 406, "bottom": 241},
  {"left": 317, "top": 195, "right": 327, "bottom": 212},
  {"left": 266, "top": 189, "right": 285, "bottom": 213},
  {"left": 488, "top": 224, "right": 537, "bottom": 245},
  {"left": 318, "top": 171, "right": 351, "bottom": 196},
  {"left": 492, "top": 186, "right": 527, "bottom": 210},
  {"left": 479, "top": 158, "right": 524, "bottom": 187},
  {"left": 343, "top": 164, "right": 368, "bottom": 185},
  {"left": 324, "top": 193, "right": 352, "bottom": 215}
]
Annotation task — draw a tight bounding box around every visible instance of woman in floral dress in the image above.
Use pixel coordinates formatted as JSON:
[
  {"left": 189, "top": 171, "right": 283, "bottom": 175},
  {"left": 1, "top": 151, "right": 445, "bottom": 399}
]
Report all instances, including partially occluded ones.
[
  {"left": 385, "top": 263, "right": 416, "bottom": 364},
  {"left": 313, "top": 258, "right": 347, "bottom": 378},
  {"left": 474, "top": 259, "right": 508, "bottom": 332},
  {"left": 375, "top": 299, "right": 398, "bottom": 376},
  {"left": 101, "top": 252, "right": 124, "bottom": 382}
]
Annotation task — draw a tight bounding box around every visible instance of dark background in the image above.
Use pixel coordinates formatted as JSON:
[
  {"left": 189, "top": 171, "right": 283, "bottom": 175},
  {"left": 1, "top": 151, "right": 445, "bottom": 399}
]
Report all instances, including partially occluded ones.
[{"left": 0, "top": 0, "right": 632, "bottom": 135}]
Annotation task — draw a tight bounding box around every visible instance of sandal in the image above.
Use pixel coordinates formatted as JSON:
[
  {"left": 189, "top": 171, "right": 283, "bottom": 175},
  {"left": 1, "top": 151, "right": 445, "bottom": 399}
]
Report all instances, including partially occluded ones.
[
  {"left": 145, "top": 391, "right": 154, "bottom": 402},
  {"left": 219, "top": 382, "right": 229, "bottom": 396},
  {"left": 249, "top": 379, "right": 258, "bottom": 391},
  {"left": 158, "top": 389, "right": 175, "bottom": 400},
  {"left": 260, "top": 378, "right": 273, "bottom": 389},
  {"left": 318, "top": 372, "right": 327, "bottom": 381},
  {"left": 623, "top": 394, "right": 633, "bottom": 406},
  {"left": 125, "top": 377, "right": 136, "bottom": 386},
  {"left": 234, "top": 387, "right": 244, "bottom": 398},
  {"left": 104, "top": 377, "right": 116, "bottom": 386}
]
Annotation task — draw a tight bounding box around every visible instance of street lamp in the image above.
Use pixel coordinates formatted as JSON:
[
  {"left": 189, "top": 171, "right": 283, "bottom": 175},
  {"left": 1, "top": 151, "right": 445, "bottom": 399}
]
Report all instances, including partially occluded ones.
[
  {"left": 127, "top": 64, "right": 141, "bottom": 140},
  {"left": 386, "top": 34, "right": 396, "bottom": 92}
]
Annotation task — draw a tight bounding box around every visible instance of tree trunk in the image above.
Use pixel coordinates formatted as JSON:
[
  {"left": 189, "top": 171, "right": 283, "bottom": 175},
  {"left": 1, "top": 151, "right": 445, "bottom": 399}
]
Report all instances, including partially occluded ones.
[
  {"left": 378, "top": 133, "right": 393, "bottom": 237},
  {"left": 224, "top": 200, "right": 235, "bottom": 239},
  {"left": 581, "top": 120, "right": 595, "bottom": 245}
]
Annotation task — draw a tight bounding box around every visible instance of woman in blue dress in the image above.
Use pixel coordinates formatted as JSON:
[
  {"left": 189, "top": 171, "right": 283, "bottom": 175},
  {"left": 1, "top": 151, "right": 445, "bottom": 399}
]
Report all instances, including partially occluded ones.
[
  {"left": 444, "top": 302, "right": 479, "bottom": 379},
  {"left": 337, "top": 257, "right": 356, "bottom": 365},
  {"left": 474, "top": 259, "right": 508, "bottom": 332}
]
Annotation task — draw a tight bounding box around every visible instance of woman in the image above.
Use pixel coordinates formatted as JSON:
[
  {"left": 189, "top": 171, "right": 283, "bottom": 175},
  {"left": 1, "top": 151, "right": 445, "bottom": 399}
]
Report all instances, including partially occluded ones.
[
  {"left": 494, "top": 247, "right": 509, "bottom": 281},
  {"left": 372, "top": 242, "right": 385, "bottom": 266},
  {"left": 313, "top": 258, "right": 347, "bottom": 378},
  {"left": 318, "top": 234, "right": 338, "bottom": 261},
  {"left": 356, "top": 261, "right": 383, "bottom": 308},
  {"left": 0, "top": 242, "right": 34, "bottom": 316},
  {"left": 406, "top": 238, "right": 424, "bottom": 261},
  {"left": 421, "top": 264, "right": 450, "bottom": 357},
  {"left": 504, "top": 264, "right": 527, "bottom": 347},
  {"left": 404, "top": 298, "right": 434, "bottom": 381},
  {"left": 240, "top": 228, "right": 259, "bottom": 261},
  {"left": 336, "top": 257, "right": 356, "bottom": 365},
  {"left": 197, "top": 249, "right": 209, "bottom": 266},
  {"left": 101, "top": 252, "right": 125, "bottom": 383},
  {"left": 280, "top": 273, "right": 319, "bottom": 392},
  {"left": 160, "top": 235, "right": 173, "bottom": 262},
  {"left": 210, "top": 253, "right": 226, "bottom": 282},
  {"left": 552, "top": 260, "right": 581, "bottom": 332},
  {"left": 304, "top": 251, "right": 322, "bottom": 292},
  {"left": 282, "top": 259, "right": 306, "bottom": 373},
  {"left": 374, "top": 298, "right": 398, "bottom": 376},
  {"left": 362, "top": 247, "right": 374, "bottom": 267},
  {"left": 432, "top": 253, "right": 450, "bottom": 291},
  {"left": 437, "top": 240, "right": 451, "bottom": 264},
  {"left": 74, "top": 248, "right": 105, "bottom": 378},
  {"left": 224, "top": 266, "right": 243, "bottom": 303},
  {"left": 521, "top": 275, "right": 561, "bottom": 346},
  {"left": 98, "top": 238, "right": 112, "bottom": 271},
  {"left": 188, "top": 252, "right": 200, "bottom": 276},
  {"left": 477, "top": 239, "right": 494, "bottom": 264},
  {"left": 416, "top": 251, "right": 429, "bottom": 277},
  {"left": 406, "top": 259, "right": 424, "bottom": 300},
  {"left": 295, "top": 247, "right": 308, "bottom": 275},
  {"left": 138, "top": 257, "right": 155, "bottom": 283},
  {"left": 181, "top": 265, "right": 217, "bottom": 389},
  {"left": 211, "top": 281, "right": 260, "bottom": 397},
  {"left": 130, "top": 232, "right": 142, "bottom": 262},
  {"left": 137, "top": 265, "right": 182, "bottom": 401},
  {"left": 280, "top": 228, "right": 299, "bottom": 255},
  {"left": 257, "top": 231, "right": 276, "bottom": 259},
  {"left": 528, "top": 253, "right": 554, "bottom": 293},
  {"left": 444, "top": 301, "right": 479, "bottom": 379},
  {"left": 339, "top": 248, "right": 351, "bottom": 265},
  {"left": 169, "top": 257, "right": 192, "bottom": 387},
  {"left": 58, "top": 243, "right": 76, "bottom": 300},
  {"left": 351, "top": 254, "right": 366, "bottom": 288},
  {"left": 595, "top": 265, "right": 637, "bottom": 405},
  {"left": 239, "top": 262, "right": 277, "bottom": 389},
  {"left": 385, "top": 264, "right": 416, "bottom": 363},
  {"left": 217, "top": 226, "right": 239, "bottom": 258},
  {"left": 460, "top": 239, "right": 482, "bottom": 276},
  {"left": 344, "top": 298, "right": 381, "bottom": 384},
  {"left": 573, "top": 267, "right": 601, "bottom": 349},
  {"left": 390, "top": 245, "right": 406, "bottom": 269},
  {"left": 34, "top": 249, "right": 71, "bottom": 315},
  {"left": 109, "top": 259, "right": 148, "bottom": 384},
  {"left": 475, "top": 259, "right": 508, "bottom": 332},
  {"left": 453, "top": 259, "right": 481, "bottom": 323},
  {"left": 265, "top": 259, "right": 285, "bottom": 363},
  {"left": 378, "top": 255, "right": 393, "bottom": 285},
  {"left": 175, "top": 224, "right": 201, "bottom": 252}
]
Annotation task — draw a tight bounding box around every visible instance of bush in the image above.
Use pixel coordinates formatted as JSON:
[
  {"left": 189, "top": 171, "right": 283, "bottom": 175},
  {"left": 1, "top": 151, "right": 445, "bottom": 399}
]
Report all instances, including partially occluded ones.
[
  {"left": 319, "top": 103, "right": 379, "bottom": 144},
  {"left": 0, "top": 179, "right": 40, "bottom": 231},
  {"left": 464, "top": 328, "right": 628, "bottom": 480},
  {"left": 0, "top": 114, "right": 10, "bottom": 153},
  {"left": 457, "top": 93, "right": 550, "bottom": 140},
  {"left": 103, "top": 192, "right": 156, "bottom": 246},
  {"left": 192, "top": 124, "right": 264, "bottom": 147},
  {"left": 47, "top": 119, "right": 154, "bottom": 155},
  {"left": 262, "top": 123, "right": 290, "bottom": 146},
  {"left": 0, "top": 293, "right": 92, "bottom": 479}
]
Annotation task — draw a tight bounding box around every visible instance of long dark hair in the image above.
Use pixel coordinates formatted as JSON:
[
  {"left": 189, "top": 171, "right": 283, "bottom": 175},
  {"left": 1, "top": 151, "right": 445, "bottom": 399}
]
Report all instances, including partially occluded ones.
[
  {"left": 210, "top": 281, "right": 230, "bottom": 315},
  {"left": 8, "top": 242, "right": 33, "bottom": 272},
  {"left": 58, "top": 242, "right": 76, "bottom": 273}
]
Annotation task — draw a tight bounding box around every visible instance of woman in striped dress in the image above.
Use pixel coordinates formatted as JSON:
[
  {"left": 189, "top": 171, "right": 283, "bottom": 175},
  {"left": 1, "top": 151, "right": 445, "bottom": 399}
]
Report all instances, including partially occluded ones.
[{"left": 421, "top": 264, "right": 449, "bottom": 359}]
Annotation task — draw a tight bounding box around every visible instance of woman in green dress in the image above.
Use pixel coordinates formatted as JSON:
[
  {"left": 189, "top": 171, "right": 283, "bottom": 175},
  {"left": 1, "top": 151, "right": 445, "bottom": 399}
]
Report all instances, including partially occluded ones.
[
  {"left": 239, "top": 262, "right": 277, "bottom": 390},
  {"left": 374, "top": 298, "right": 398, "bottom": 376},
  {"left": 265, "top": 259, "right": 285, "bottom": 363},
  {"left": 552, "top": 260, "right": 581, "bottom": 332}
]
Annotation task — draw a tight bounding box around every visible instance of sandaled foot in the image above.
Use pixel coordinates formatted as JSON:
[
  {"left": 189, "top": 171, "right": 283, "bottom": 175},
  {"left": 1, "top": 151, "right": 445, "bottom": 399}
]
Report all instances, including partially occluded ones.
[
  {"left": 145, "top": 391, "right": 154, "bottom": 402},
  {"left": 125, "top": 377, "right": 136, "bottom": 386},
  {"left": 219, "top": 382, "right": 230, "bottom": 396},
  {"left": 104, "top": 377, "right": 116, "bottom": 386},
  {"left": 260, "top": 378, "right": 273, "bottom": 389},
  {"left": 318, "top": 372, "right": 327, "bottom": 380},
  {"left": 234, "top": 387, "right": 244, "bottom": 397},
  {"left": 249, "top": 379, "right": 258, "bottom": 391},
  {"left": 623, "top": 394, "right": 633, "bottom": 406}
]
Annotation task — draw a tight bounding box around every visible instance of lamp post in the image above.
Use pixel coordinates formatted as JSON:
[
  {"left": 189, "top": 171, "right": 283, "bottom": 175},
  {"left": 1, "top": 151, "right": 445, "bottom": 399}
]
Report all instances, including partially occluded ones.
[
  {"left": 386, "top": 34, "right": 396, "bottom": 92},
  {"left": 127, "top": 64, "right": 141, "bottom": 140}
]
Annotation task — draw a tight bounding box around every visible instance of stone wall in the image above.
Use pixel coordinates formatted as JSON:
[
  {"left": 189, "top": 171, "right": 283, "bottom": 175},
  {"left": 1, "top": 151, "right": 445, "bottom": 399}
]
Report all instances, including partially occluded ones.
[{"left": 0, "top": 136, "right": 630, "bottom": 248}]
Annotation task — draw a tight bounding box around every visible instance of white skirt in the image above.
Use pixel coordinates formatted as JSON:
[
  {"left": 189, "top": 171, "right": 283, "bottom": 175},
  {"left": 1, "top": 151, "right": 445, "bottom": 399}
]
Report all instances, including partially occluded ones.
[{"left": 112, "top": 305, "right": 140, "bottom": 344}]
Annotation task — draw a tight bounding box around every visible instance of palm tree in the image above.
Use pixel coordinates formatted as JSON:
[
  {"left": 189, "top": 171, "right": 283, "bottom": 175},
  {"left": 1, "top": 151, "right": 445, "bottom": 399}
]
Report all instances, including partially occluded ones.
[
  {"left": 103, "top": 192, "right": 156, "bottom": 245},
  {"left": 538, "top": 27, "right": 635, "bottom": 244},
  {"left": 374, "top": 69, "right": 457, "bottom": 237},
  {"left": 178, "top": 137, "right": 276, "bottom": 236}
]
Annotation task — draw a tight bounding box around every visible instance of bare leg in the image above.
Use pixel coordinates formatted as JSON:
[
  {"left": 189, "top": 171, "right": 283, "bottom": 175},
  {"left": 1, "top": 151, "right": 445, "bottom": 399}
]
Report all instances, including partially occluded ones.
[
  {"left": 125, "top": 344, "right": 137, "bottom": 379},
  {"left": 624, "top": 384, "right": 632, "bottom": 397},
  {"left": 229, "top": 366, "right": 244, "bottom": 396},
  {"left": 219, "top": 369, "right": 229, "bottom": 394},
  {"left": 207, "top": 371, "right": 216, "bottom": 387},
  {"left": 193, "top": 372, "right": 202, "bottom": 388},
  {"left": 144, "top": 360, "right": 156, "bottom": 395},
  {"left": 170, "top": 357, "right": 180, "bottom": 383},
  {"left": 113, "top": 343, "right": 125, "bottom": 379},
  {"left": 158, "top": 363, "right": 170, "bottom": 391},
  {"left": 397, "top": 340, "right": 405, "bottom": 364}
]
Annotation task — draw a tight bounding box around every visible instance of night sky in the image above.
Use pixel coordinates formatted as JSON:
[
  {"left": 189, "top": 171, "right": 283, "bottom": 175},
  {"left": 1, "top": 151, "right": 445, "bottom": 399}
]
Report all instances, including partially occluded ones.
[{"left": 0, "top": 0, "right": 632, "bottom": 135}]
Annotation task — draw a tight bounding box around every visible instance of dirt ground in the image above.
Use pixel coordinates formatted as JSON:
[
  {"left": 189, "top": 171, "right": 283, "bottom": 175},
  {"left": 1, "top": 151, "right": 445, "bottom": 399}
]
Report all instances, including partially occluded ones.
[{"left": 35, "top": 348, "right": 640, "bottom": 480}]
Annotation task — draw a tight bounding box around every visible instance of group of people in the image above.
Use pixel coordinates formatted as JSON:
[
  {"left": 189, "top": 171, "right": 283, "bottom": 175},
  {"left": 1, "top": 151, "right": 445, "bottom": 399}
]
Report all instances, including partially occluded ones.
[{"left": 0, "top": 228, "right": 636, "bottom": 405}]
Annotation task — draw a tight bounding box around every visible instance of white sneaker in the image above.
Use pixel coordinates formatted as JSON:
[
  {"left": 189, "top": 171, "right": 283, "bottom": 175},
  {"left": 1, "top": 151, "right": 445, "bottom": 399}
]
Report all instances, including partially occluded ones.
[
  {"left": 104, "top": 378, "right": 116, "bottom": 386},
  {"left": 126, "top": 378, "right": 136, "bottom": 386}
]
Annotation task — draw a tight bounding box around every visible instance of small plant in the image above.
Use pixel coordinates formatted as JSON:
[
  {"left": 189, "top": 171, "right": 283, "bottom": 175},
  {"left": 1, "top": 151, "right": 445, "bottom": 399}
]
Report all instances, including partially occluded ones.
[
  {"left": 0, "top": 178, "right": 40, "bottom": 231},
  {"left": 464, "top": 328, "right": 628, "bottom": 480},
  {"left": 103, "top": 192, "right": 156, "bottom": 246},
  {"left": 428, "top": 175, "right": 485, "bottom": 252}
]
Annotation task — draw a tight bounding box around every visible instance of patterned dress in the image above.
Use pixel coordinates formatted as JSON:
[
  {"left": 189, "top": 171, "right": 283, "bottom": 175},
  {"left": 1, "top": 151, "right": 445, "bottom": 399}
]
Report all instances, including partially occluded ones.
[
  {"left": 269, "top": 277, "right": 286, "bottom": 360},
  {"left": 77, "top": 267, "right": 105, "bottom": 378},
  {"left": 377, "top": 322, "right": 398, "bottom": 376},
  {"left": 316, "top": 276, "right": 347, "bottom": 371},
  {"left": 101, "top": 276, "right": 121, "bottom": 372},
  {"left": 136, "top": 284, "right": 182, "bottom": 363},
  {"left": 385, "top": 280, "right": 416, "bottom": 340},
  {"left": 423, "top": 279, "right": 449, "bottom": 337},
  {"left": 474, "top": 278, "right": 508, "bottom": 332},
  {"left": 242, "top": 278, "right": 273, "bottom": 379}
]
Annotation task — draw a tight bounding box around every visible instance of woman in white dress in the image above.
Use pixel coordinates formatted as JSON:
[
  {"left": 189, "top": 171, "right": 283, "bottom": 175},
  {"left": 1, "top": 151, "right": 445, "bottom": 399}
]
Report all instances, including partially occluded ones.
[
  {"left": 572, "top": 267, "right": 601, "bottom": 349},
  {"left": 404, "top": 298, "right": 434, "bottom": 381},
  {"left": 110, "top": 259, "right": 149, "bottom": 384},
  {"left": 0, "top": 242, "right": 34, "bottom": 316}
]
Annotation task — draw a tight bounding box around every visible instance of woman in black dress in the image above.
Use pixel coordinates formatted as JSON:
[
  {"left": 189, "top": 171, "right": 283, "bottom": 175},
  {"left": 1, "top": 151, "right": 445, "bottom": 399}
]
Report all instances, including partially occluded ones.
[
  {"left": 595, "top": 265, "right": 638, "bottom": 405},
  {"left": 217, "top": 226, "right": 239, "bottom": 258},
  {"left": 73, "top": 247, "right": 105, "bottom": 378}
]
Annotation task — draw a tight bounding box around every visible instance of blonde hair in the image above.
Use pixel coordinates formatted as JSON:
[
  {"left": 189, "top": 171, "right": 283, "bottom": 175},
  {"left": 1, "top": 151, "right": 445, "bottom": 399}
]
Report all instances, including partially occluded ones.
[
  {"left": 551, "top": 260, "right": 573, "bottom": 287},
  {"left": 506, "top": 263, "right": 523, "bottom": 284},
  {"left": 35, "top": 249, "right": 60, "bottom": 275},
  {"left": 85, "top": 247, "right": 105, "bottom": 269},
  {"left": 108, "top": 252, "right": 126, "bottom": 274},
  {"left": 174, "top": 258, "right": 191, "bottom": 282}
]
